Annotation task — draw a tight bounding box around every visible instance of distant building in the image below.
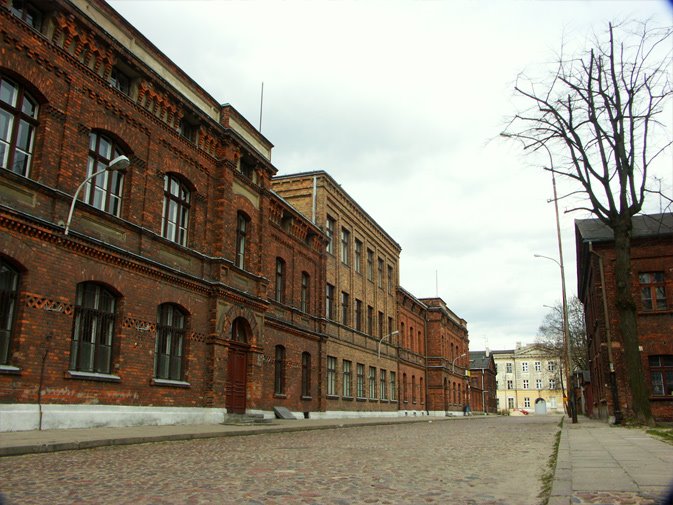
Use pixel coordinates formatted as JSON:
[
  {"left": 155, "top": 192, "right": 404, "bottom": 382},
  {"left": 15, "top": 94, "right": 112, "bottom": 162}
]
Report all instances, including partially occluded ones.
[
  {"left": 398, "top": 287, "right": 429, "bottom": 415},
  {"left": 469, "top": 350, "right": 497, "bottom": 414},
  {"left": 492, "top": 344, "right": 564, "bottom": 415},
  {"left": 576, "top": 212, "right": 673, "bottom": 422},
  {"left": 422, "top": 298, "right": 469, "bottom": 415}
]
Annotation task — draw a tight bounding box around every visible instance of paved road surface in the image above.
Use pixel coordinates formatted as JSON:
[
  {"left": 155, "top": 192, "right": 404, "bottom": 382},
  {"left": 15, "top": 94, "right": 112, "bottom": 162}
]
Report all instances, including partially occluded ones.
[{"left": 0, "top": 416, "right": 560, "bottom": 505}]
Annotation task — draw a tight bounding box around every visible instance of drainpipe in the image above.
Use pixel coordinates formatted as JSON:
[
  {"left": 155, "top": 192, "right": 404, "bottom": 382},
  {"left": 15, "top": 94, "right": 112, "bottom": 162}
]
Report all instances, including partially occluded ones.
[
  {"left": 311, "top": 176, "right": 317, "bottom": 224},
  {"left": 589, "top": 242, "right": 623, "bottom": 425}
]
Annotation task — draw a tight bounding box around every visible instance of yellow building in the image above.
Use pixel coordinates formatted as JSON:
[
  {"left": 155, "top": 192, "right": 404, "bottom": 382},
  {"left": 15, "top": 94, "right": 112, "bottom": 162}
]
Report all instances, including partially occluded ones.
[{"left": 492, "top": 344, "right": 565, "bottom": 415}]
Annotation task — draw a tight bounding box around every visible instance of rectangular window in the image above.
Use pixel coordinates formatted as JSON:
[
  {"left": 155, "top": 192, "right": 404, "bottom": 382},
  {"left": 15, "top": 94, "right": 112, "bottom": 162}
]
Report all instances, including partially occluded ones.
[
  {"left": 534, "top": 361, "right": 541, "bottom": 372},
  {"left": 536, "top": 379, "right": 543, "bottom": 389},
  {"left": 549, "top": 379, "right": 556, "bottom": 390},
  {"left": 378, "top": 310, "right": 384, "bottom": 338},
  {"left": 341, "top": 291, "right": 350, "bottom": 325},
  {"left": 548, "top": 361, "right": 556, "bottom": 372},
  {"left": 649, "top": 355, "right": 673, "bottom": 396},
  {"left": 388, "top": 317, "right": 394, "bottom": 339},
  {"left": 275, "top": 258, "right": 285, "bottom": 303},
  {"left": 390, "top": 371, "right": 397, "bottom": 401},
  {"left": 301, "top": 352, "right": 311, "bottom": 397},
  {"left": 354, "top": 239, "right": 363, "bottom": 273},
  {"left": 506, "top": 380, "right": 513, "bottom": 389},
  {"left": 355, "top": 299, "right": 363, "bottom": 332},
  {"left": 380, "top": 369, "right": 387, "bottom": 400},
  {"left": 326, "top": 284, "right": 335, "bottom": 320},
  {"left": 507, "top": 398, "right": 514, "bottom": 409},
  {"left": 367, "top": 305, "right": 374, "bottom": 335},
  {"left": 506, "top": 362, "right": 513, "bottom": 373},
  {"left": 377, "top": 258, "right": 384, "bottom": 288},
  {"left": 522, "top": 379, "right": 529, "bottom": 389},
  {"left": 639, "top": 272, "right": 667, "bottom": 311},
  {"left": 109, "top": 66, "right": 131, "bottom": 95},
  {"left": 343, "top": 360, "right": 352, "bottom": 397},
  {"left": 0, "top": 260, "right": 19, "bottom": 365},
  {"left": 524, "top": 397, "right": 530, "bottom": 408},
  {"left": 369, "top": 366, "right": 377, "bottom": 399},
  {"left": 326, "top": 216, "right": 335, "bottom": 254},
  {"left": 366, "top": 249, "right": 374, "bottom": 281},
  {"left": 300, "top": 272, "right": 310, "bottom": 312},
  {"left": 341, "top": 228, "right": 350, "bottom": 265},
  {"left": 357, "top": 363, "right": 365, "bottom": 398},
  {"left": 387, "top": 265, "right": 393, "bottom": 294},
  {"left": 327, "top": 356, "right": 337, "bottom": 396},
  {"left": 522, "top": 362, "right": 529, "bottom": 372}
]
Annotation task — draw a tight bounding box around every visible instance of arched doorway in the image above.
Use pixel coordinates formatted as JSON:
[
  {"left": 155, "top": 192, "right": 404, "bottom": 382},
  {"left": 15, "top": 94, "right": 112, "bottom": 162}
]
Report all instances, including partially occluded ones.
[
  {"left": 535, "top": 397, "right": 547, "bottom": 415},
  {"left": 226, "top": 317, "right": 250, "bottom": 414}
]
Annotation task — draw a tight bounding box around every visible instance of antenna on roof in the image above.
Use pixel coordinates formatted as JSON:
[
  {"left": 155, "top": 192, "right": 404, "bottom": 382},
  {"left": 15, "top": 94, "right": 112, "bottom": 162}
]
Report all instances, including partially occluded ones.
[
  {"left": 259, "top": 82, "right": 264, "bottom": 132},
  {"left": 435, "top": 270, "right": 438, "bottom": 297}
]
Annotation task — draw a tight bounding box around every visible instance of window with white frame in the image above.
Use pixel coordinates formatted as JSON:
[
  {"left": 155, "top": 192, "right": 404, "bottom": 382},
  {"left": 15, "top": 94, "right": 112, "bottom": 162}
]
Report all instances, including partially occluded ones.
[
  {"left": 522, "top": 362, "right": 528, "bottom": 372},
  {"left": 534, "top": 361, "right": 541, "bottom": 371},
  {"left": 506, "top": 362, "right": 513, "bottom": 373},
  {"left": 369, "top": 366, "right": 377, "bottom": 399},
  {"left": 536, "top": 379, "right": 543, "bottom": 389},
  {"left": 343, "top": 360, "right": 352, "bottom": 397},
  {"left": 523, "top": 379, "right": 529, "bottom": 389},
  {"left": 524, "top": 397, "right": 530, "bottom": 408}
]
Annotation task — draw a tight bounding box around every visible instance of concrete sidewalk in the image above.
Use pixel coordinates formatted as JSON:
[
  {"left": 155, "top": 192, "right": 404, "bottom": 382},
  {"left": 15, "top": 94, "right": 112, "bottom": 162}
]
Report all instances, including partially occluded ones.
[
  {"left": 0, "top": 414, "right": 456, "bottom": 457},
  {"left": 549, "top": 416, "right": 673, "bottom": 505}
]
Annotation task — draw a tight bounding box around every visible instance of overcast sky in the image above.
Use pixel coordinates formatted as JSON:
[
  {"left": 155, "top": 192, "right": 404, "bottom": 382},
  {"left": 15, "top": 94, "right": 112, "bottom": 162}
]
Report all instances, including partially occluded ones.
[{"left": 109, "top": 0, "right": 672, "bottom": 352}]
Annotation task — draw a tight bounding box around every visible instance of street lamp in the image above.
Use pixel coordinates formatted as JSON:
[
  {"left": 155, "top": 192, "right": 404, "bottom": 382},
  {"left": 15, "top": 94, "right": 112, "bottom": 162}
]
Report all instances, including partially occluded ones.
[
  {"left": 452, "top": 352, "right": 467, "bottom": 374},
  {"left": 534, "top": 251, "right": 578, "bottom": 424},
  {"left": 64, "top": 155, "right": 130, "bottom": 235},
  {"left": 377, "top": 331, "right": 399, "bottom": 358}
]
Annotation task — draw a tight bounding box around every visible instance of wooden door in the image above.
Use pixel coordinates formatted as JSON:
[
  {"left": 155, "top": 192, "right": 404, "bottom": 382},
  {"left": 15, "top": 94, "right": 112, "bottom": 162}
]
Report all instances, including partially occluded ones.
[{"left": 226, "top": 344, "right": 248, "bottom": 414}]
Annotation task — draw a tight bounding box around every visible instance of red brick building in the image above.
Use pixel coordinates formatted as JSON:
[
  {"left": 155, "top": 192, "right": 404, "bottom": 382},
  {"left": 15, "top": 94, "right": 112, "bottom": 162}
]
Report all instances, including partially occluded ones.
[
  {"left": 468, "top": 351, "right": 496, "bottom": 414},
  {"left": 0, "top": 0, "right": 326, "bottom": 430},
  {"left": 576, "top": 213, "right": 673, "bottom": 422},
  {"left": 0, "top": 0, "right": 474, "bottom": 431},
  {"left": 398, "top": 287, "right": 427, "bottom": 414},
  {"left": 422, "top": 297, "right": 469, "bottom": 414}
]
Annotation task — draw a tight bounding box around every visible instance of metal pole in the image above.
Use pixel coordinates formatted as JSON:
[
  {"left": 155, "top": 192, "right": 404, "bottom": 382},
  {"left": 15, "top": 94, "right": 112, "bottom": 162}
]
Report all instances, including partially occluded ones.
[{"left": 550, "top": 170, "right": 578, "bottom": 424}]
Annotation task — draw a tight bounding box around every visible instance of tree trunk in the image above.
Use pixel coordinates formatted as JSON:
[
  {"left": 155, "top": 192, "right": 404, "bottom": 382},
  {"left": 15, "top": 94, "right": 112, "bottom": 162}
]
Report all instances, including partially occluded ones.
[{"left": 612, "top": 217, "right": 653, "bottom": 425}]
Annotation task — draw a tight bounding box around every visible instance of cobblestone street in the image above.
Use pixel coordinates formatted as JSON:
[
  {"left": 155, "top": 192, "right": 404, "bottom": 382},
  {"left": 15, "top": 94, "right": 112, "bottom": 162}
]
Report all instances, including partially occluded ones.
[{"left": 1, "top": 416, "right": 560, "bottom": 505}]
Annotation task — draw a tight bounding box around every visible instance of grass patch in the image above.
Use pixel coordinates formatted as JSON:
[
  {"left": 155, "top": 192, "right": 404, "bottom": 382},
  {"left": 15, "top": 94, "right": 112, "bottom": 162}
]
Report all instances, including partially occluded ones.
[
  {"left": 538, "top": 417, "right": 563, "bottom": 505},
  {"left": 646, "top": 427, "right": 673, "bottom": 445}
]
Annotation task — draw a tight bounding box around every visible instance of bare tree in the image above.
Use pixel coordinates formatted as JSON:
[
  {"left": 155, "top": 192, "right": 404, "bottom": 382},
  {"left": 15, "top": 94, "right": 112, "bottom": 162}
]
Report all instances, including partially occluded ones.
[
  {"left": 504, "top": 21, "right": 672, "bottom": 424},
  {"left": 536, "top": 297, "right": 588, "bottom": 372}
]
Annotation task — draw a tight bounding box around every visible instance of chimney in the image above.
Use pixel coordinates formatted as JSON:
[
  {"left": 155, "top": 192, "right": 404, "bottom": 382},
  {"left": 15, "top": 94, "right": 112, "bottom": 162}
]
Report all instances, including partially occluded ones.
[
  {"left": 515, "top": 341, "right": 522, "bottom": 350},
  {"left": 485, "top": 347, "right": 490, "bottom": 357}
]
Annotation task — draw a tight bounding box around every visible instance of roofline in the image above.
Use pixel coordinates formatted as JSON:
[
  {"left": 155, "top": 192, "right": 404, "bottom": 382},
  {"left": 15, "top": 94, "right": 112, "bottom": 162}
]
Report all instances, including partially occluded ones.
[{"left": 274, "top": 171, "right": 402, "bottom": 252}]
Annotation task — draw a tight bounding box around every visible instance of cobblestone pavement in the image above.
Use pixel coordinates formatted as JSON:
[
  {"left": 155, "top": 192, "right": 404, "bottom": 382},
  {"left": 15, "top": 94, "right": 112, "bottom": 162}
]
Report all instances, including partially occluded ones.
[{"left": 0, "top": 416, "right": 560, "bottom": 505}]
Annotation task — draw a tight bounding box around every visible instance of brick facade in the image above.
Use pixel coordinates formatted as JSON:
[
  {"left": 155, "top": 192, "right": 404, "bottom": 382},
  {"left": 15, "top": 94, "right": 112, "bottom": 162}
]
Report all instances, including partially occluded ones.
[
  {"left": 576, "top": 213, "right": 673, "bottom": 422},
  {"left": 0, "top": 0, "right": 472, "bottom": 430},
  {"left": 273, "top": 172, "right": 402, "bottom": 415},
  {"left": 0, "top": 0, "right": 326, "bottom": 429},
  {"left": 422, "top": 297, "right": 469, "bottom": 414}
]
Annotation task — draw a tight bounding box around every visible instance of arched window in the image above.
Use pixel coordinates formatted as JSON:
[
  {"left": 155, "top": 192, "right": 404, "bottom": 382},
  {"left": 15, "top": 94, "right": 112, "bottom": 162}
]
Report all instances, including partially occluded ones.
[
  {"left": 403, "top": 372, "right": 408, "bottom": 403},
  {"left": 235, "top": 212, "right": 249, "bottom": 269},
  {"left": 301, "top": 352, "right": 311, "bottom": 397},
  {"left": 155, "top": 303, "right": 186, "bottom": 381},
  {"left": 70, "top": 283, "right": 117, "bottom": 374},
  {"left": 275, "top": 258, "right": 285, "bottom": 303},
  {"left": 274, "top": 345, "right": 286, "bottom": 395},
  {"left": 412, "top": 375, "right": 417, "bottom": 403},
  {"left": 0, "top": 259, "right": 20, "bottom": 365},
  {"left": 300, "top": 272, "right": 310, "bottom": 312},
  {"left": 0, "top": 75, "right": 38, "bottom": 177},
  {"left": 86, "top": 132, "right": 126, "bottom": 216},
  {"left": 231, "top": 317, "right": 248, "bottom": 343},
  {"left": 162, "top": 174, "right": 190, "bottom": 245}
]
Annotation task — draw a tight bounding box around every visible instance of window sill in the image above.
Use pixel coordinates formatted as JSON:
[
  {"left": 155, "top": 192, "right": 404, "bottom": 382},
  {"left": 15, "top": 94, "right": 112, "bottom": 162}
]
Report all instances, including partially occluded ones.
[
  {"left": 356, "top": 397, "right": 368, "bottom": 402},
  {"left": 0, "top": 365, "right": 21, "bottom": 375},
  {"left": 650, "top": 395, "right": 673, "bottom": 401},
  {"left": 368, "top": 399, "right": 378, "bottom": 403},
  {"left": 66, "top": 370, "right": 121, "bottom": 383},
  {"left": 301, "top": 396, "right": 312, "bottom": 401},
  {"left": 274, "top": 394, "right": 287, "bottom": 399},
  {"left": 152, "top": 378, "right": 191, "bottom": 388},
  {"left": 342, "top": 396, "right": 354, "bottom": 401},
  {"left": 326, "top": 394, "right": 339, "bottom": 400}
]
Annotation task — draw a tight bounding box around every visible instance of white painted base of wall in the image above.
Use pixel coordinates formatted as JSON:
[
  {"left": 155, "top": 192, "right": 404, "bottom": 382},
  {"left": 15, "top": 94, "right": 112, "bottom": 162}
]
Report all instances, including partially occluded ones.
[{"left": 0, "top": 404, "right": 227, "bottom": 432}]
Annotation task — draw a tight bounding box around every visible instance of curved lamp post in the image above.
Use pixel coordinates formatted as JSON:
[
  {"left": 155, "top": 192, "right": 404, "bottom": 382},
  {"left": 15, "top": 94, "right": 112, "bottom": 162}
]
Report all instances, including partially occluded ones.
[
  {"left": 64, "top": 155, "right": 130, "bottom": 235},
  {"left": 377, "top": 330, "right": 399, "bottom": 358},
  {"left": 452, "top": 352, "right": 467, "bottom": 374}
]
